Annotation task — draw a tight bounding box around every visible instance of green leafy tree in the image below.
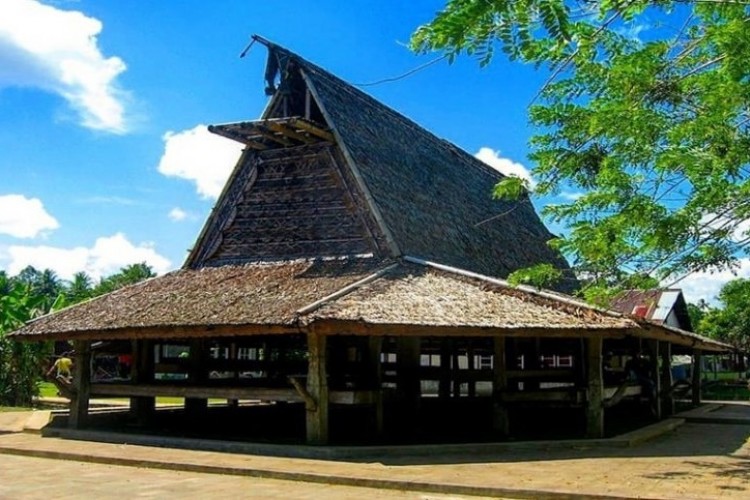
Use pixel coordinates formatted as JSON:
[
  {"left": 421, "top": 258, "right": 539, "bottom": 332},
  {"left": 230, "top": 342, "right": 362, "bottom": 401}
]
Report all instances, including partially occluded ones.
[
  {"left": 0, "top": 281, "right": 49, "bottom": 406},
  {"left": 413, "top": 1, "right": 750, "bottom": 297},
  {"left": 698, "top": 278, "right": 750, "bottom": 352},
  {"left": 93, "top": 263, "right": 155, "bottom": 295},
  {"left": 66, "top": 271, "right": 94, "bottom": 304}
]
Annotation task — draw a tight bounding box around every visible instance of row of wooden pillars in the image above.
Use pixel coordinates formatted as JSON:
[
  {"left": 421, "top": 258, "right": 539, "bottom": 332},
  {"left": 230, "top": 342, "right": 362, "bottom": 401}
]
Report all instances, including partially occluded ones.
[{"left": 67, "top": 335, "right": 705, "bottom": 444}]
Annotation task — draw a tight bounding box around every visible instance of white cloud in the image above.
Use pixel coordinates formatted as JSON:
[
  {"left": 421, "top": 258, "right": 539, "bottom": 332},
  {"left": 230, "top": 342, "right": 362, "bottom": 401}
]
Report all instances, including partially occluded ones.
[
  {"left": 0, "top": 194, "right": 59, "bottom": 238},
  {"left": 0, "top": 0, "right": 128, "bottom": 132},
  {"left": 168, "top": 207, "right": 187, "bottom": 222},
  {"left": 157, "top": 125, "right": 242, "bottom": 199},
  {"left": 4, "top": 232, "right": 172, "bottom": 281},
  {"left": 672, "top": 259, "right": 750, "bottom": 306},
  {"left": 474, "top": 147, "right": 535, "bottom": 188}
]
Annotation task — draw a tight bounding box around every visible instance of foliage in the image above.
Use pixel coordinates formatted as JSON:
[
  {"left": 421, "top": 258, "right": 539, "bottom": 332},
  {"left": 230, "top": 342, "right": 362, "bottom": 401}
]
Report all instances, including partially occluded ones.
[
  {"left": 413, "top": 1, "right": 750, "bottom": 298},
  {"left": 697, "top": 278, "right": 750, "bottom": 350},
  {"left": 0, "top": 262, "right": 156, "bottom": 406}
]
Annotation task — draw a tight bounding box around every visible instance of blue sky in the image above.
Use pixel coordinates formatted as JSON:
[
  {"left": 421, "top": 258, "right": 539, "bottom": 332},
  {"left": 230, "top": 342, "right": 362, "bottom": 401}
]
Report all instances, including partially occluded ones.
[{"left": 0, "top": 0, "right": 736, "bottom": 303}]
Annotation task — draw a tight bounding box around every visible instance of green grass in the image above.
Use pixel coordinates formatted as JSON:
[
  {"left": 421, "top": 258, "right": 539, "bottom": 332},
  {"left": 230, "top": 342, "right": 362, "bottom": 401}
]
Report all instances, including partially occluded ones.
[{"left": 0, "top": 406, "right": 32, "bottom": 412}]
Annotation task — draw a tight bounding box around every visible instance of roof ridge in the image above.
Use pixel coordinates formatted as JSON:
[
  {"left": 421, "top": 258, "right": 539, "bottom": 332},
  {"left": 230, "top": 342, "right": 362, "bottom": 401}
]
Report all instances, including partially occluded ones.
[
  {"left": 296, "top": 261, "right": 399, "bottom": 316},
  {"left": 258, "top": 37, "right": 511, "bottom": 184}
]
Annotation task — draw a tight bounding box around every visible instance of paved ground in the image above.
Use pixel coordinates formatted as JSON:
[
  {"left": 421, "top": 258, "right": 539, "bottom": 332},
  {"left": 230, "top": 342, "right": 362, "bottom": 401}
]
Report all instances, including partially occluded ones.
[
  {"left": 0, "top": 454, "right": 494, "bottom": 499},
  {"left": 0, "top": 403, "right": 748, "bottom": 499}
]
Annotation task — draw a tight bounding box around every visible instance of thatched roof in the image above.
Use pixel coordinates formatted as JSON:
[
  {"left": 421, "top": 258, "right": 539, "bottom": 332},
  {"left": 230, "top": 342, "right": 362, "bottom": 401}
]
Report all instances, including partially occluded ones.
[
  {"left": 187, "top": 38, "right": 576, "bottom": 293},
  {"left": 10, "top": 256, "right": 728, "bottom": 352},
  {"left": 12, "top": 258, "right": 385, "bottom": 339}
]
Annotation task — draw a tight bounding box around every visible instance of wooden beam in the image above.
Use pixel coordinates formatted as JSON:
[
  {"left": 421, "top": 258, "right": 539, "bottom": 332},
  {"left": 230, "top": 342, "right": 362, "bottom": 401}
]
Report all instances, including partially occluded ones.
[
  {"left": 185, "top": 339, "right": 208, "bottom": 416},
  {"left": 306, "top": 331, "right": 329, "bottom": 445},
  {"left": 647, "top": 339, "right": 661, "bottom": 419},
  {"left": 492, "top": 337, "right": 509, "bottom": 436},
  {"left": 265, "top": 121, "right": 315, "bottom": 144},
  {"left": 307, "top": 320, "right": 629, "bottom": 340},
  {"left": 660, "top": 341, "right": 674, "bottom": 416},
  {"left": 586, "top": 337, "right": 604, "bottom": 438},
  {"left": 69, "top": 340, "right": 91, "bottom": 429},
  {"left": 397, "top": 337, "right": 421, "bottom": 430},
  {"left": 288, "top": 117, "right": 334, "bottom": 142},
  {"left": 27, "top": 323, "right": 301, "bottom": 342},
  {"left": 367, "top": 336, "right": 384, "bottom": 437},
  {"left": 692, "top": 349, "right": 702, "bottom": 406},
  {"left": 130, "top": 340, "right": 155, "bottom": 424}
]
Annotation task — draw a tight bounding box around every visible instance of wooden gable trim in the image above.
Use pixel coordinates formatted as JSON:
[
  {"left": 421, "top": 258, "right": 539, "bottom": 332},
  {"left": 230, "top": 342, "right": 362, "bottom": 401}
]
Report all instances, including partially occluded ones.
[{"left": 299, "top": 67, "right": 402, "bottom": 258}]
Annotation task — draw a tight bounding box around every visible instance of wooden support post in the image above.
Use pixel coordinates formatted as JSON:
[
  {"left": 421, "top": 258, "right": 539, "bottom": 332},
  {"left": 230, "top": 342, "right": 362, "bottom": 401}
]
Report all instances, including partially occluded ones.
[
  {"left": 647, "top": 339, "right": 661, "bottom": 419},
  {"left": 185, "top": 339, "right": 208, "bottom": 416},
  {"left": 306, "top": 331, "right": 329, "bottom": 445},
  {"left": 492, "top": 337, "right": 509, "bottom": 436},
  {"left": 692, "top": 349, "right": 702, "bottom": 406},
  {"left": 130, "top": 340, "right": 155, "bottom": 424},
  {"left": 467, "top": 341, "right": 476, "bottom": 398},
  {"left": 586, "top": 337, "right": 604, "bottom": 438},
  {"left": 69, "top": 340, "right": 91, "bottom": 429},
  {"left": 659, "top": 341, "right": 674, "bottom": 416},
  {"left": 438, "top": 339, "right": 451, "bottom": 399},
  {"left": 397, "top": 337, "right": 421, "bottom": 433},
  {"left": 368, "top": 336, "right": 384, "bottom": 437}
]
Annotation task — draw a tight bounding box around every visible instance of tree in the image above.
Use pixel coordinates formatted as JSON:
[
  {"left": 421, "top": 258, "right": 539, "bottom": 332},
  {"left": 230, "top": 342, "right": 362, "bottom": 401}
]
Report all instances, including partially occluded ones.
[
  {"left": 93, "top": 263, "right": 155, "bottom": 295},
  {"left": 66, "top": 272, "right": 93, "bottom": 304},
  {"left": 413, "top": 1, "right": 750, "bottom": 299},
  {"left": 0, "top": 280, "right": 49, "bottom": 406},
  {"left": 698, "top": 278, "right": 750, "bottom": 352}
]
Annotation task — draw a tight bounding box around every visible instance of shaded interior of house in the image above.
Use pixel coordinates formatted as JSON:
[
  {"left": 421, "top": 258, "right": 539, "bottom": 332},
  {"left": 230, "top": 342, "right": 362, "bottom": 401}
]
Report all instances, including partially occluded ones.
[{"left": 13, "top": 36, "right": 729, "bottom": 447}]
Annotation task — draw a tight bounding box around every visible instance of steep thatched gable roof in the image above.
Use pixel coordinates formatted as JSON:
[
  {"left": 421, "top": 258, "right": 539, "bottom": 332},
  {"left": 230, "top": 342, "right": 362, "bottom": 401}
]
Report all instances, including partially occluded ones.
[{"left": 187, "top": 38, "right": 576, "bottom": 293}]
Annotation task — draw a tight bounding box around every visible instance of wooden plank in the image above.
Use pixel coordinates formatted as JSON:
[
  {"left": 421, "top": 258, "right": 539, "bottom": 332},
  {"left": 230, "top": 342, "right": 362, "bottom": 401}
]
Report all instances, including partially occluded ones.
[
  {"left": 69, "top": 340, "right": 91, "bottom": 429},
  {"left": 91, "top": 383, "right": 301, "bottom": 401},
  {"left": 306, "top": 331, "right": 329, "bottom": 444},
  {"left": 506, "top": 369, "right": 575, "bottom": 380},
  {"left": 493, "top": 337, "right": 509, "bottom": 435},
  {"left": 500, "top": 390, "right": 582, "bottom": 403},
  {"left": 586, "top": 337, "right": 604, "bottom": 438}
]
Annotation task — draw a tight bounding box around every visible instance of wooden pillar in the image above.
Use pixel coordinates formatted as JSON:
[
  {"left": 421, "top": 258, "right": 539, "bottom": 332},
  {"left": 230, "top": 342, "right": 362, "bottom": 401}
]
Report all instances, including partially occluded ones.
[
  {"left": 647, "top": 339, "right": 661, "bottom": 419},
  {"left": 492, "top": 337, "right": 509, "bottom": 436},
  {"left": 69, "top": 340, "right": 91, "bottom": 429},
  {"left": 185, "top": 339, "right": 208, "bottom": 416},
  {"left": 306, "top": 331, "right": 329, "bottom": 445},
  {"left": 130, "top": 340, "right": 155, "bottom": 423},
  {"left": 397, "top": 337, "right": 421, "bottom": 432},
  {"left": 438, "top": 339, "right": 451, "bottom": 399},
  {"left": 692, "top": 349, "right": 702, "bottom": 406},
  {"left": 586, "top": 337, "right": 604, "bottom": 438},
  {"left": 467, "top": 341, "right": 476, "bottom": 398},
  {"left": 659, "top": 341, "right": 674, "bottom": 416},
  {"left": 368, "top": 336, "right": 384, "bottom": 437}
]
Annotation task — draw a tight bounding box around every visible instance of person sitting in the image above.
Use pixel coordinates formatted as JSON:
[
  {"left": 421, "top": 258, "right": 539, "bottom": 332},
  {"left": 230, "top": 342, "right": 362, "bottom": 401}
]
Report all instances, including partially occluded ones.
[{"left": 47, "top": 352, "right": 73, "bottom": 385}]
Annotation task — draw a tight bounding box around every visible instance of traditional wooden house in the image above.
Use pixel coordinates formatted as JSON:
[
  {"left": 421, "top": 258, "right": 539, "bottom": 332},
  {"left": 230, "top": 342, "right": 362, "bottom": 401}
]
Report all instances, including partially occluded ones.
[{"left": 10, "top": 37, "right": 728, "bottom": 445}]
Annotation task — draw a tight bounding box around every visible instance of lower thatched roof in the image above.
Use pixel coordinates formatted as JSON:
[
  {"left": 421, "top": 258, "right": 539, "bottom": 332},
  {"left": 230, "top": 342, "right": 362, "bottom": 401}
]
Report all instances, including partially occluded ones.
[{"left": 9, "top": 256, "right": 729, "bottom": 352}]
